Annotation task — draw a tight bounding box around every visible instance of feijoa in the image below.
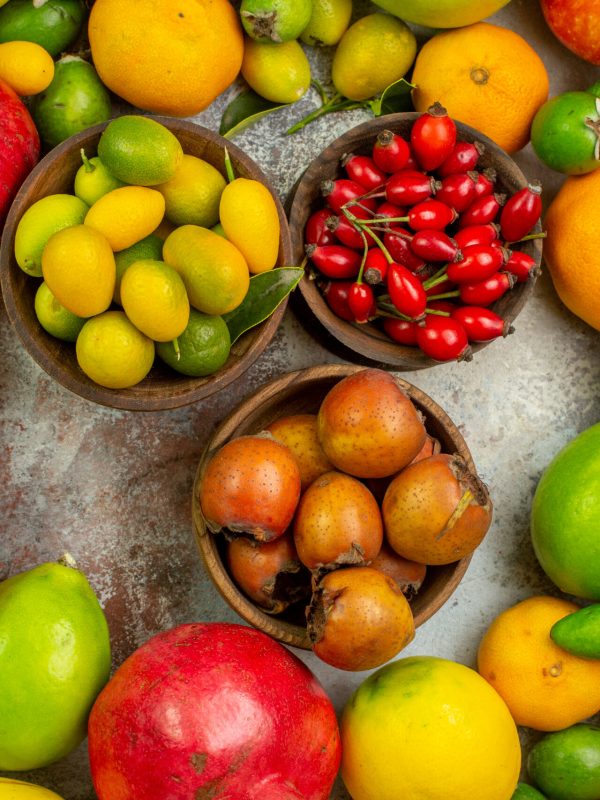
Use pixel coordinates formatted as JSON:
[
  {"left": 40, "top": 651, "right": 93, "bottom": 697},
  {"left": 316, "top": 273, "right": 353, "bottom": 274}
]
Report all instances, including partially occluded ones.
[{"left": 528, "top": 724, "right": 600, "bottom": 800}]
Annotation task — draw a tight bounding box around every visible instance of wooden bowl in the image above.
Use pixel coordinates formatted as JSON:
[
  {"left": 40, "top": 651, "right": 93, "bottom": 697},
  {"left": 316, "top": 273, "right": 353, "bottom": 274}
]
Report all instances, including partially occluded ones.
[
  {"left": 288, "top": 112, "right": 543, "bottom": 370},
  {"left": 192, "top": 364, "right": 476, "bottom": 650},
  {"left": 0, "top": 118, "right": 293, "bottom": 411}
]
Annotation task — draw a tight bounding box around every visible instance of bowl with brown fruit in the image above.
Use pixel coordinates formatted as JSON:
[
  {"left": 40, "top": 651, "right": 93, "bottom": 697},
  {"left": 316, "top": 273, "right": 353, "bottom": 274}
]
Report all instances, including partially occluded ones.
[
  {"left": 192, "top": 364, "right": 493, "bottom": 672},
  {"left": 288, "top": 109, "right": 543, "bottom": 369}
]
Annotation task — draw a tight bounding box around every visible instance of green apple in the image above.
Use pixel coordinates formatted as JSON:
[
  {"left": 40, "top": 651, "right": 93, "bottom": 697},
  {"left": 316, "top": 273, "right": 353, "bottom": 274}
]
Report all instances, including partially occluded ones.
[{"left": 370, "top": 0, "right": 511, "bottom": 28}]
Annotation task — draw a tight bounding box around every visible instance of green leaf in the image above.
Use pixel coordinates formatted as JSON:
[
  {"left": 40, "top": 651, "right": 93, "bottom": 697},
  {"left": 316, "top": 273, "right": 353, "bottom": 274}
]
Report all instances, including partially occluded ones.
[
  {"left": 223, "top": 267, "right": 304, "bottom": 344},
  {"left": 370, "top": 78, "right": 416, "bottom": 117},
  {"left": 220, "top": 90, "right": 290, "bottom": 138}
]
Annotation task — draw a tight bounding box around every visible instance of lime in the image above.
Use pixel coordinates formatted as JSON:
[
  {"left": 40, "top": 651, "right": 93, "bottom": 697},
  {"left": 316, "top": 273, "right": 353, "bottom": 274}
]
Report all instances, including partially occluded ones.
[
  {"left": 31, "top": 56, "right": 112, "bottom": 150},
  {"left": 14, "top": 193, "right": 88, "bottom": 277},
  {"left": 241, "top": 39, "right": 311, "bottom": 104},
  {"left": 528, "top": 724, "right": 600, "bottom": 800},
  {"left": 512, "top": 785, "right": 547, "bottom": 800},
  {"left": 155, "top": 154, "right": 226, "bottom": 227},
  {"left": 74, "top": 151, "right": 125, "bottom": 207},
  {"left": 163, "top": 224, "right": 249, "bottom": 315},
  {"left": 113, "top": 234, "right": 163, "bottom": 305},
  {"left": 76, "top": 310, "right": 155, "bottom": 389},
  {"left": 97, "top": 115, "right": 183, "bottom": 186},
  {"left": 120, "top": 259, "right": 190, "bottom": 342},
  {"left": 41, "top": 224, "right": 115, "bottom": 317},
  {"left": 34, "top": 281, "right": 86, "bottom": 342},
  {"left": 0, "top": 0, "right": 86, "bottom": 57},
  {"left": 531, "top": 423, "right": 600, "bottom": 600},
  {"left": 332, "top": 13, "right": 417, "bottom": 101},
  {"left": 84, "top": 185, "right": 165, "bottom": 251},
  {"left": 531, "top": 91, "right": 600, "bottom": 175},
  {"left": 240, "top": 0, "right": 312, "bottom": 43},
  {"left": 300, "top": 0, "right": 352, "bottom": 46},
  {"left": 156, "top": 309, "right": 231, "bottom": 376},
  {"left": 0, "top": 556, "right": 111, "bottom": 771}
]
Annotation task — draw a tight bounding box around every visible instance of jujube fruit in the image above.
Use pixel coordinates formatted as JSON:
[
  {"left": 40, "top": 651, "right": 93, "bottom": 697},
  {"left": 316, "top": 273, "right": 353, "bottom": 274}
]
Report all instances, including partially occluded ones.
[{"left": 266, "top": 414, "right": 333, "bottom": 490}]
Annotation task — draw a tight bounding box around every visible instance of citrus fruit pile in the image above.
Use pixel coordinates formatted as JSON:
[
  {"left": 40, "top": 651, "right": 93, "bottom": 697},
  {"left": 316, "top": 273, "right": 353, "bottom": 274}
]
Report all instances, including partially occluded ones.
[
  {"left": 305, "top": 105, "right": 543, "bottom": 361},
  {"left": 14, "top": 114, "right": 281, "bottom": 389},
  {"left": 198, "top": 368, "right": 493, "bottom": 671}
]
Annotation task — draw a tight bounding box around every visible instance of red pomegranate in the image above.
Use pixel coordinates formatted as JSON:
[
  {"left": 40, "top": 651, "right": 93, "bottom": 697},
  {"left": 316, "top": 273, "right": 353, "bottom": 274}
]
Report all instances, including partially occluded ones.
[{"left": 88, "top": 623, "right": 341, "bottom": 800}]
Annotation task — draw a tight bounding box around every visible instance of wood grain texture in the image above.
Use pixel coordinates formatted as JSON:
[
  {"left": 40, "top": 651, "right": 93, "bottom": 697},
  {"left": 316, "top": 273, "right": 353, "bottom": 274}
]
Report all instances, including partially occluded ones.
[
  {"left": 192, "top": 364, "right": 476, "bottom": 651},
  {"left": 288, "top": 112, "right": 543, "bottom": 370},
  {"left": 0, "top": 118, "right": 293, "bottom": 411}
]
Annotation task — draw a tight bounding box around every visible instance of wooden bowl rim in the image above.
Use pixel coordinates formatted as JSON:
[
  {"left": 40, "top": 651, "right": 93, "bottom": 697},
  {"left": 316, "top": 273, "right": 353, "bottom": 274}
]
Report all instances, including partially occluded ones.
[
  {"left": 0, "top": 117, "right": 293, "bottom": 411},
  {"left": 192, "top": 364, "right": 475, "bottom": 650},
  {"left": 288, "top": 111, "right": 543, "bottom": 371}
]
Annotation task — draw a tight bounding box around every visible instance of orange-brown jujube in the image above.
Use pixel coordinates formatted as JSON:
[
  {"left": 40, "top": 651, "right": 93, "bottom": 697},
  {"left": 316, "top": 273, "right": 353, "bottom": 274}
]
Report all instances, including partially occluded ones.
[
  {"left": 293, "top": 471, "right": 383, "bottom": 570},
  {"left": 307, "top": 566, "right": 415, "bottom": 671},
  {"left": 383, "top": 454, "right": 492, "bottom": 565},
  {"left": 199, "top": 435, "right": 301, "bottom": 542},
  {"left": 317, "top": 369, "right": 426, "bottom": 479}
]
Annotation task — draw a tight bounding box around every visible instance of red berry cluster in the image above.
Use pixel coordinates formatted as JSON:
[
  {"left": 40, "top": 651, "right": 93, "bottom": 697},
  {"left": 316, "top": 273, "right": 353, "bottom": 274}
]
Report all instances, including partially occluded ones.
[{"left": 304, "top": 104, "right": 543, "bottom": 362}]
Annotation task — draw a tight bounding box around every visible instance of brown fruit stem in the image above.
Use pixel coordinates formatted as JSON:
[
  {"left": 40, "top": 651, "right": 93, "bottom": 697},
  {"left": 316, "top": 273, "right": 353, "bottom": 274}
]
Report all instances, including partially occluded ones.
[
  {"left": 470, "top": 66, "right": 490, "bottom": 85},
  {"left": 57, "top": 552, "right": 78, "bottom": 569}
]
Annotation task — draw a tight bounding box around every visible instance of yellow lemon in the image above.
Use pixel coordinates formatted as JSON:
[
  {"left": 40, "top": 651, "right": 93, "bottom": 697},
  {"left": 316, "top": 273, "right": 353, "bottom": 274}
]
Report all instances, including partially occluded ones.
[
  {"left": 219, "top": 177, "right": 280, "bottom": 273},
  {"left": 0, "top": 778, "right": 65, "bottom": 799},
  {"left": 163, "top": 225, "right": 249, "bottom": 315},
  {"left": 155, "top": 154, "right": 226, "bottom": 227},
  {"left": 341, "top": 656, "right": 521, "bottom": 800},
  {"left": 76, "top": 311, "right": 155, "bottom": 389},
  {"left": 332, "top": 13, "right": 417, "bottom": 101},
  {"left": 241, "top": 39, "right": 311, "bottom": 104},
  {"left": 120, "top": 259, "right": 190, "bottom": 342},
  {"left": 84, "top": 186, "right": 165, "bottom": 251},
  {"left": 41, "top": 224, "right": 115, "bottom": 317},
  {"left": 0, "top": 41, "right": 54, "bottom": 96},
  {"left": 14, "top": 193, "right": 88, "bottom": 277}
]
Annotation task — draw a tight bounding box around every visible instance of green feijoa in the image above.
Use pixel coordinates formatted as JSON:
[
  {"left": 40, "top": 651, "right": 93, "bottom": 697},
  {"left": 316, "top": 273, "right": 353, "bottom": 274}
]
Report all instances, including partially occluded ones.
[
  {"left": 240, "top": 0, "right": 312, "bottom": 42},
  {"left": 31, "top": 56, "right": 112, "bottom": 150},
  {"left": 550, "top": 603, "right": 600, "bottom": 659},
  {"left": 0, "top": 0, "right": 86, "bottom": 57},
  {"left": 528, "top": 724, "right": 600, "bottom": 800},
  {"left": 531, "top": 91, "right": 600, "bottom": 175}
]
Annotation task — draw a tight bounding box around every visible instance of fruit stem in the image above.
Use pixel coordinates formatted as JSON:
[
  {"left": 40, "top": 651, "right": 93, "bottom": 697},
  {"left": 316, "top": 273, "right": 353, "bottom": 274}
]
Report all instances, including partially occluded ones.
[
  {"left": 376, "top": 300, "right": 412, "bottom": 320},
  {"left": 426, "top": 290, "right": 460, "bottom": 300},
  {"left": 505, "top": 231, "right": 547, "bottom": 245},
  {"left": 57, "top": 552, "right": 78, "bottom": 569},
  {"left": 422, "top": 265, "right": 449, "bottom": 290},
  {"left": 359, "top": 216, "right": 408, "bottom": 225},
  {"left": 80, "top": 148, "right": 95, "bottom": 173},
  {"left": 287, "top": 94, "right": 367, "bottom": 135},
  {"left": 424, "top": 308, "right": 451, "bottom": 316},
  {"left": 223, "top": 147, "right": 236, "bottom": 183},
  {"left": 172, "top": 338, "right": 181, "bottom": 361}
]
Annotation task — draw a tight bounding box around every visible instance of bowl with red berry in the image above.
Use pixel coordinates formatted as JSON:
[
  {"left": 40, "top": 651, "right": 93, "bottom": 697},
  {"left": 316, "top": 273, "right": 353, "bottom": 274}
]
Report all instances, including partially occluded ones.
[{"left": 288, "top": 107, "right": 543, "bottom": 367}]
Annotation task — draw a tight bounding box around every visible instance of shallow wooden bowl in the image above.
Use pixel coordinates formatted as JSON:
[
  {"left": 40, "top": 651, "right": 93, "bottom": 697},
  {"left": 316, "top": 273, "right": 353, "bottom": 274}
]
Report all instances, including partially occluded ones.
[
  {"left": 0, "top": 118, "right": 293, "bottom": 411},
  {"left": 288, "top": 112, "right": 543, "bottom": 370},
  {"left": 192, "top": 364, "right": 477, "bottom": 650}
]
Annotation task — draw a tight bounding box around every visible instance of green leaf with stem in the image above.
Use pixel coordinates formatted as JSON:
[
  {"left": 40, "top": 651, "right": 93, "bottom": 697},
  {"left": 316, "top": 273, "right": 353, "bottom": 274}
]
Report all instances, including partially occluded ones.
[
  {"left": 220, "top": 89, "right": 290, "bottom": 139},
  {"left": 369, "top": 78, "right": 416, "bottom": 117}
]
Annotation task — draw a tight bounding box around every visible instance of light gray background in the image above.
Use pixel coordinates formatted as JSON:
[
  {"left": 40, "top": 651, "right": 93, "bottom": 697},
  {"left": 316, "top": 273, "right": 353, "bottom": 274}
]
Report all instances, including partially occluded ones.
[{"left": 1, "top": 0, "right": 599, "bottom": 796}]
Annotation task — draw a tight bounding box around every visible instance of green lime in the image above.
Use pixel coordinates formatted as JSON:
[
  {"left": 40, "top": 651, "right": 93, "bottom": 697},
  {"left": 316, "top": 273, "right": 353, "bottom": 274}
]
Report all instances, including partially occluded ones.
[
  {"left": 550, "top": 604, "right": 600, "bottom": 659},
  {"left": 240, "top": 0, "right": 312, "bottom": 42},
  {"left": 300, "top": 0, "right": 352, "bottom": 46},
  {"left": 531, "top": 423, "right": 600, "bottom": 600},
  {"left": 97, "top": 115, "right": 183, "bottom": 187},
  {"left": 74, "top": 150, "right": 125, "bottom": 207},
  {"left": 512, "top": 784, "right": 547, "bottom": 799},
  {"left": 0, "top": 555, "right": 111, "bottom": 771},
  {"left": 156, "top": 309, "right": 230, "bottom": 376},
  {"left": 531, "top": 91, "right": 600, "bottom": 175},
  {"left": 0, "top": 0, "right": 86, "bottom": 57},
  {"left": 34, "top": 281, "right": 86, "bottom": 342},
  {"left": 14, "top": 193, "right": 88, "bottom": 277},
  {"left": 528, "top": 724, "right": 600, "bottom": 800},
  {"left": 76, "top": 310, "right": 155, "bottom": 389},
  {"left": 155, "top": 154, "right": 226, "bottom": 227},
  {"left": 30, "top": 56, "right": 112, "bottom": 150},
  {"left": 113, "top": 233, "right": 163, "bottom": 305}
]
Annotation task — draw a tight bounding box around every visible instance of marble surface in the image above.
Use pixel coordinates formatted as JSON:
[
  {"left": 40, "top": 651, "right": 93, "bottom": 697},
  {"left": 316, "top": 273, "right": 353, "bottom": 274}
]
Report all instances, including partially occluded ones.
[{"left": 1, "top": 0, "right": 600, "bottom": 797}]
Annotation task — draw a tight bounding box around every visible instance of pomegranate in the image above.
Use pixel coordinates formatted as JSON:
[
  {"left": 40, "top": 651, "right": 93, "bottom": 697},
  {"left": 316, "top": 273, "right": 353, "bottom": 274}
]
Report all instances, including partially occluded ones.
[{"left": 88, "top": 623, "right": 341, "bottom": 800}]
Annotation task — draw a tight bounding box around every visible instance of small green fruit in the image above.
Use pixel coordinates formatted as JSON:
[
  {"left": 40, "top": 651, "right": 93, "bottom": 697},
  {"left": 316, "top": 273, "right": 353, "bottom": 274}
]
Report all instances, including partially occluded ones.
[
  {"left": 528, "top": 724, "right": 600, "bottom": 800},
  {"left": 550, "top": 604, "right": 600, "bottom": 659},
  {"left": 156, "top": 308, "right": 231, "bottom": 377},
  {"left": 300, "top": 0, "right": 352, "bottom": 46},
  {"left": 512, "top": 783, "right": 547, "bottom": 799},
  {"left": 241, "top": 0, "right": 312, "bottom": 42},
  {"left": 0, "top": 0, "right": 86, "bottom": 57},
  {"left": 0, "top": 555, "right": 111, "bottom": 771},
  {"left": 74, "top": 151, "right": 125, "bottom": 207},
  {"left": 531, "top": 91, "right": 600, "bottom": 175}
]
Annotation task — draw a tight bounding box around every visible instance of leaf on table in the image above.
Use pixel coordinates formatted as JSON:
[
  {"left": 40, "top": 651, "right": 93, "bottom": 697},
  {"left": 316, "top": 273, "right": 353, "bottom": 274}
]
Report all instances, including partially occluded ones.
[
  {"left": 370, "top": 78, "right": 416, "bottom": 117},
  {"left": 223, "top": 267, "right": 304, "bottom": 344},
  {"left": 220, "top": 90, "right": 290, "bottom": 138}
]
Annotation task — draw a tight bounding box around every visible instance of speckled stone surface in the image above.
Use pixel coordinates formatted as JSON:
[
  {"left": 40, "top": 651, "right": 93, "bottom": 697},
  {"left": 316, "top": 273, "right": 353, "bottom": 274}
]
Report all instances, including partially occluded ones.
[{"left": 1, "top": 0, "right": 600, "bottom": 797}]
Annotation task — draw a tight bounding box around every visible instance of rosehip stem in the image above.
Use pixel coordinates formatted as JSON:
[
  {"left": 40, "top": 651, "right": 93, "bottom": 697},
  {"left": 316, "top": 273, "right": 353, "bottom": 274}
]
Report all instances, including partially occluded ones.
[
  {"left": 359, "top": 216, "right": 409, "bottom": 225},
  {"left": 422, "top": 265, "right": 450, "bottom": 289},
  {"left": 424, "top": 307, "right": 451, "bottom": 316},
  {"left": 504, "top": 231, "right": 547, "bottom": 245},
  {"left": 376, "top": 300, "right": 413, "bottom": 321},
  {"left": 426, "top": 290, "right": 460, "bottom": 301}
]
